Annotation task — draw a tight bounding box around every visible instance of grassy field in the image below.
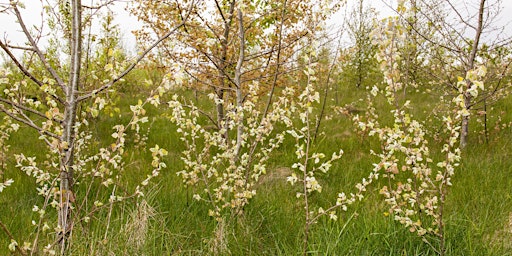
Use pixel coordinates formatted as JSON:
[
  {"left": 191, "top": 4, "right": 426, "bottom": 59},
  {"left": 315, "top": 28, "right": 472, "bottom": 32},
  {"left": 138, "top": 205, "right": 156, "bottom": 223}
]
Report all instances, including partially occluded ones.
[{"left": 1, "top": 83, "right": 512, "bottom": 255}]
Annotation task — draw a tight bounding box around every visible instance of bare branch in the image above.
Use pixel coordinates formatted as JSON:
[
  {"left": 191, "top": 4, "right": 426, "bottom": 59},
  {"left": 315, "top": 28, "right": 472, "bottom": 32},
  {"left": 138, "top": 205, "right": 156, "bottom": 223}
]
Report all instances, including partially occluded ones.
[
  {"left": 0, "top": 40, "right": 44, "bottom": 87},
  {"left": 0, "top": 98, "right": 57, "bottom": 122},
  {"left": 0, "top": 40, "right": 65, "bottom": 105},
  {"left": 77, "top": 0, "right": 196, "bottom": 101},
  {"left": 10, "top": 1, "right": 67, "bottom": 91},
  {"left": 262, "top": 0, "right": 287, "bottom": 120},
  {"left": 444, "top": 0, "right": 477, "bottom": 30},
  {"left": 214, "top": 0, "right": 227, "bottom": 23},
  {"left": 0, "top": 104, "right": 59, "bottom": 139},
  {"left": 5, "top": 43, "right": 35, "bottom": 51}
]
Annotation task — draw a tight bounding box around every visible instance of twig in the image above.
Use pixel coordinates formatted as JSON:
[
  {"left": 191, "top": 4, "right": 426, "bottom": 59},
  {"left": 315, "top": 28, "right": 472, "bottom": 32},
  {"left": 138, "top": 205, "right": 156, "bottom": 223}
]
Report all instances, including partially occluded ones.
[
  {"left": 77, "top": 0, "right": 197, "bottom": 101},
  {"left": 0, "top": 219, "right": 28, "bottom": 255}
]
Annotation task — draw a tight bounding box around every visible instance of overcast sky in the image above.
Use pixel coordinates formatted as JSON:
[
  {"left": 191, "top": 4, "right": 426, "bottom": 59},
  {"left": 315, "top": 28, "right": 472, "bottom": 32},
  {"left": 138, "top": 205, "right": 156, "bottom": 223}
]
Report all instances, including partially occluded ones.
[{"left": 0, "top": 0, "right": 511, "bottom": 55}]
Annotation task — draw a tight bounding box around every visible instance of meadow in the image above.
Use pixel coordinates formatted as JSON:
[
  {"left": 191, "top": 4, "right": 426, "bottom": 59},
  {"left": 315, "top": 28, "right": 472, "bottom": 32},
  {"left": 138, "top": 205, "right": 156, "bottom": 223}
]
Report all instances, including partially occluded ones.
[{"left": 1, "top": 80, "right": 511, "bottom": 255}]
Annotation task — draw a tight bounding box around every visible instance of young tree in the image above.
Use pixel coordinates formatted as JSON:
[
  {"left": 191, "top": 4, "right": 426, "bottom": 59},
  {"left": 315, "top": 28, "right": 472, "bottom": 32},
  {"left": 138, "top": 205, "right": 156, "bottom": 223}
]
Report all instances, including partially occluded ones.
[
  {"left": 344, "top": 0, "right": 380, "bottom": 89},
  {"left": 0, "top": 0, "right": 194, "bottom": 253},
  {"left": 130, "top": 0, "right": 340, "bottom": 127},
  {"left": 388, "top": 0, "right": 512, "bottom": 148}
]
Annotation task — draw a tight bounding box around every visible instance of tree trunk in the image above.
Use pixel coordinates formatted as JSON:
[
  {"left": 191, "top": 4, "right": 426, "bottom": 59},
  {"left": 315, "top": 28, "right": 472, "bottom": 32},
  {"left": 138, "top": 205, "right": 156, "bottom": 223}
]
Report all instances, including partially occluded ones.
[
  {"left": 460, "top": 0, "right": 485, "bottom": 149},
  {"left": 459, "top": 94, "right": 471, "bottom": 149},
  {"left": 215, "top": 1, "right": 236, "bottom": 132},
  {"left": 59, "top": 0, "right": 81, "bottom": 252},
  {"left": 234, "top": 9, "right": 245, "bottom": 159}
]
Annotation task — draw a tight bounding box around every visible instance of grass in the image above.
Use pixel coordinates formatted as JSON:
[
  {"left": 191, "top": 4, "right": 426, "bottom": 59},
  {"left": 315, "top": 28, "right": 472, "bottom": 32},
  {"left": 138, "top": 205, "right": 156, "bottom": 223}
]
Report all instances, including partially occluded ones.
[{"left": 1, "top": 83, "right": 512, "bottom": 255}]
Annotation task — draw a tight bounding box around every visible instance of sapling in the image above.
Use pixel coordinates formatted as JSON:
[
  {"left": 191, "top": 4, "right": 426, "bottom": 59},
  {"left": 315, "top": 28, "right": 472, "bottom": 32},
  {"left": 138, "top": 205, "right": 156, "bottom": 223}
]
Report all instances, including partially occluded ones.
[
  {"left": 359, "top": 13, "right": 487, "bottom": 255},
  {"left": 0, "top": 0, "right": 194, "bottom": 253},
  {"left": 288, "top": 47, "right": 380, "bottom": 256},
  {"left": 167, "top": 80, "right": 295, "bottom": 238}
]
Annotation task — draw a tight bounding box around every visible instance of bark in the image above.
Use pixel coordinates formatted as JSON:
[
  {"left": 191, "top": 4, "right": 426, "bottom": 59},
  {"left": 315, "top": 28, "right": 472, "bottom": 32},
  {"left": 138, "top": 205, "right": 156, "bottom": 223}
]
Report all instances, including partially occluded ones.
[
  {"left": 459, "top": 93, "right": 471, "bottom": 149},
  {"left": 58, "top": 0, "right": 81, "bottom": 252},
  {"left": 216, "top": 0, "right": 237, "bottom": 130},
  {"left": 460, "top": 0, "right": 485, "bottom": 149},
  {"left": 234, "top": 9, "right": 245, "bottom": 159}
]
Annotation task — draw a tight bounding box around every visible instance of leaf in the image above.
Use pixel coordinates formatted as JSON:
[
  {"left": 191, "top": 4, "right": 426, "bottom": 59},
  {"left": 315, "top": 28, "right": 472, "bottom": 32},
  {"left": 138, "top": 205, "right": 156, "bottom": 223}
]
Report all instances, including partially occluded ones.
[{"left": 104, "top": 63, "right": 113, "bottom": 72}]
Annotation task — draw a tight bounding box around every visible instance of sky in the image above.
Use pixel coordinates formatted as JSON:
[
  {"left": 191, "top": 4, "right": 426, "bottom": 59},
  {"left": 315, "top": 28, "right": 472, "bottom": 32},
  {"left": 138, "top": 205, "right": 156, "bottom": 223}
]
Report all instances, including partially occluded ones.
[{"left": 0, "top": 0, "right": 511, "bottom": 56}]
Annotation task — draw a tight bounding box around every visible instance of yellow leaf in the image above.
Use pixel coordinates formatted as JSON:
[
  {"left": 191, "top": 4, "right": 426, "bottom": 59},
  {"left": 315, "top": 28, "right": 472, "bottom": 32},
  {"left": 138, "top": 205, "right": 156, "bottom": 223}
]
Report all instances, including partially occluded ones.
[{"left": 104, "top": 63, "right": 113, "bottom": 72}]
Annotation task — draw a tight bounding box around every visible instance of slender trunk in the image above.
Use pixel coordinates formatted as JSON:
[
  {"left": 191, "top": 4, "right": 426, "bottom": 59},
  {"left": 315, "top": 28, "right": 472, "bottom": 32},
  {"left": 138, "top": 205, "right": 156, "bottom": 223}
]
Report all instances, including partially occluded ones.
[
  {"left": 484, "top": 98, "right": 488, "bottom": 143},
  {"left": 460, "top": 0, "right": 485, "bottom": 148},
  {"left": 215, "top": 1, "right": 236, "bottom": 132},
  {"left": 59, "top": 0, "right": 81, "bottom": 252},
  {"left": 215, "top": 88, "right": 225, "bottom": 127},
  {"left": 459, "top": 94, "right": 471, "bottom": 148},
  {"left": 234, "top": 9, "right": 244, "bottom": 159},
  {"left": 438, "top": 187, "right": 446, "bottom": 256},
  {"left": 313, "top": 34, "right": 342, "bottom": 143}
]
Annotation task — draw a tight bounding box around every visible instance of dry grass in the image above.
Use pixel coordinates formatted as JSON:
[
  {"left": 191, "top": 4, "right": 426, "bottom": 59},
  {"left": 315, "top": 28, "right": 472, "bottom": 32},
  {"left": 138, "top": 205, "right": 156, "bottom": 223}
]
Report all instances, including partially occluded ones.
[
  {"left": 488, "top": 212, "right": 512, "bottom": 250},
  {"left": 256, "top": 167, "right": 292, "bottom": 186},
  {"left": 123, "top": 199, "right": 156, "bottom": 250}
]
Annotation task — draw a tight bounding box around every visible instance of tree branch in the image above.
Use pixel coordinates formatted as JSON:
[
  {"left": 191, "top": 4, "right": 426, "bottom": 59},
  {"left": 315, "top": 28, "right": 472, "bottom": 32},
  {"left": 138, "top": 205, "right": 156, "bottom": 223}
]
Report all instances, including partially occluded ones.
[
  {"left": 10, "top": 1, "right": 67, "bottom": 91},
  {"left": 262, "top": 0, "right": 287, "bottom": 120},
  {"left": 0, "top": 98, "right": 58, "bottom": 123},
  {"left": 0, "top": 104, "right": 59, "bottom": 139},
  {"left": 0, "top": 220, "right": 27, "bottom": 256},
  {"left": 77, "top": 0, "right": 196, "bottom": 102},
  {"left": 0, "top": 40, "right": 65, "bottom": 105}
]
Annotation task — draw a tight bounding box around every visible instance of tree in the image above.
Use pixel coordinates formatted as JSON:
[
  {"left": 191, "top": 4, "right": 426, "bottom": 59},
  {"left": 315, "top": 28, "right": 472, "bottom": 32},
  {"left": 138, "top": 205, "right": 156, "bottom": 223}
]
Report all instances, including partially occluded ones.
[
  {"left": 388, "top": 0, "right": 512, "bottom": 148},
  {"left": 130, "top": 0, "right": 340, "bottom": 127},
  {"left": 0, "top": 0, "right": 193, "bottom": 253},
  {"left": 344, "top": 0, "right": 380, "bottom": 89}
]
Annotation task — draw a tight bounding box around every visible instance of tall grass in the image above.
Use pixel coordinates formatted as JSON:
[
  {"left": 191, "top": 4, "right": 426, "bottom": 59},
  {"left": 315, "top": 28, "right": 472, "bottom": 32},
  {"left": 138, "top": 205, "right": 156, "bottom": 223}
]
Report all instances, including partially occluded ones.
[{"left": 1, "top": 84, "right": 511, "bottom": 255}]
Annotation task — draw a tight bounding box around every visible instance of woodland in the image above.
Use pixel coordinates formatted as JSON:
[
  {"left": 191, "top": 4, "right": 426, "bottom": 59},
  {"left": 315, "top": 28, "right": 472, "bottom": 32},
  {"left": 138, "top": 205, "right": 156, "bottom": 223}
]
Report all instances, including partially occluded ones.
[{"left": 0, "top": 0, "right": 512, "bottom": 255}]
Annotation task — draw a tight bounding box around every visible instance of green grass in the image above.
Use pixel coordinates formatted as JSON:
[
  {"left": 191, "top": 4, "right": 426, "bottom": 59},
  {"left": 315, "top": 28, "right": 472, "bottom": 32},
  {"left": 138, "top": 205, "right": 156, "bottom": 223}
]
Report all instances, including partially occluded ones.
[{"left": 1, "top": 84, "right": 512, "bottom": 255}]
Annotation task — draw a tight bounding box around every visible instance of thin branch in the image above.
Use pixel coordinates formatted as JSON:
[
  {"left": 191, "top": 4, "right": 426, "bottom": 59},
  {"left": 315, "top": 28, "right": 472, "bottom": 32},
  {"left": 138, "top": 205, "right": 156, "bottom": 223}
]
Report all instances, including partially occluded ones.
[
  {"left": 313, "top": 28, "right": 344, "bottom": 143},
  {"left": 261, "top": 0, "right": 287, "bottom": 120},
  {"left": 183, "top": 104, "right": 218, "bottom": 128},
  {"left": 214, "top": 0, "right": 227, "bottom": 23},
  {"left": 444, "top": 0, "right": 477, "bottom": 30},
  {"left": 5, "top": 43, "right": 35, "bottom": 51},
  {"left": 0, "top": 220, "right": 27, "bottom": 256},
  {"left": 82, "top": 0, "right": 118, "bottom": 9},
  {"left": 10, "top": 1, "right": 67, "bottom": 91},
  {"left": 194, "top": 9, "right": 222, "bottom": 42},
  {"left": 0, "top": 41, "right": 44, "bottom": 88},
  {"left": 471, "top": 58, "right": 512, "bottom": 107},
  {"left": 380, "top": 0, "right": 462, "bottom": 54},
  {"left": 176, "top": 39, "right": 239, "bottom": 89},
  {"left": 173, "top": 0, "right": 189, "bottom": 33},
  {"left": 0, "top": 98, "right": 57, "bottom": 122},
  {"left": 0, "top": 104, "right": 59, "bottom": 139},
  {"left": 0, "top": 40, "right": 65, "bottom": 104},
  {"left": 77, "top": 0, "right": 196, "bottom": 101},
  {"left": 245, "top": 31, "right": 309, "bottom": 61}
]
